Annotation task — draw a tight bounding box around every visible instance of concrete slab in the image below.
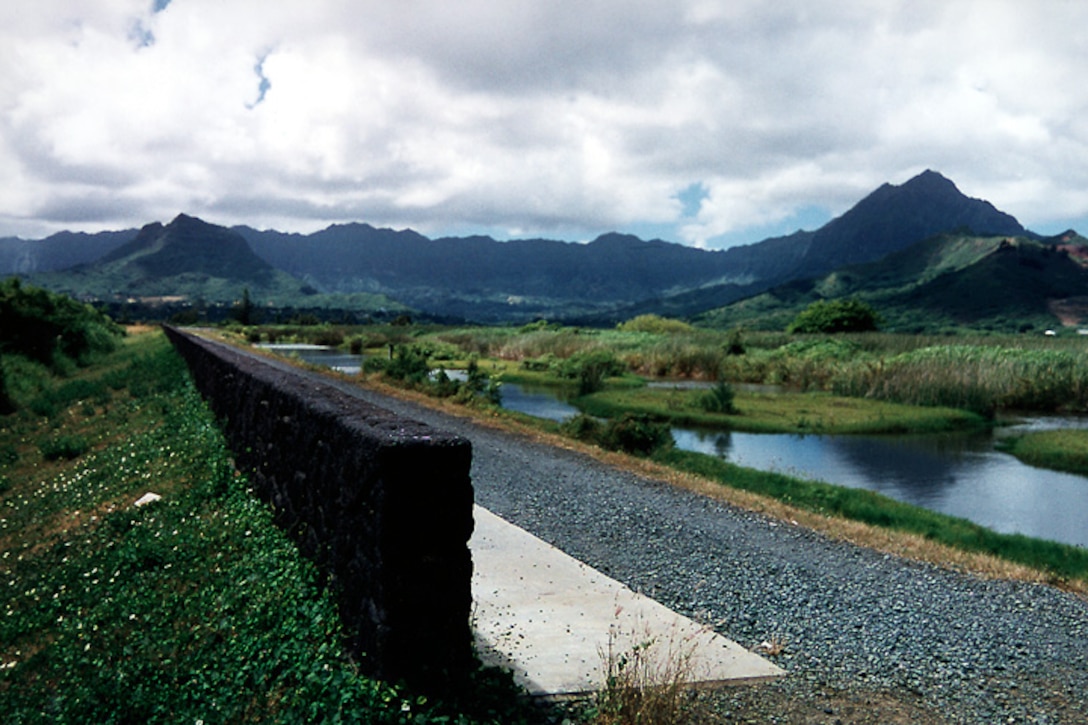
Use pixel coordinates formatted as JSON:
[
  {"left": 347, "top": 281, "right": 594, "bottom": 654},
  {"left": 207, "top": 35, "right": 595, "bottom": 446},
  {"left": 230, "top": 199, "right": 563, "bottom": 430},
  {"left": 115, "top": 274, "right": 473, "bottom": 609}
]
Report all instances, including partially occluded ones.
[{"left": 470, "top": 505, "right": 785, "bottom": 697}]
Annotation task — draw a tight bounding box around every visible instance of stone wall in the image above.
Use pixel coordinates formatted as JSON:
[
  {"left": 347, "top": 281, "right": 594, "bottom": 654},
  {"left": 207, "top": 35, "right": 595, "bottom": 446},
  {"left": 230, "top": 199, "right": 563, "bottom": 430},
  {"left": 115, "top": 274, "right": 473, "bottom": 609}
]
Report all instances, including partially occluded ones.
[{"left": 163, "top": 327, "right": 474, "bottom": 690}]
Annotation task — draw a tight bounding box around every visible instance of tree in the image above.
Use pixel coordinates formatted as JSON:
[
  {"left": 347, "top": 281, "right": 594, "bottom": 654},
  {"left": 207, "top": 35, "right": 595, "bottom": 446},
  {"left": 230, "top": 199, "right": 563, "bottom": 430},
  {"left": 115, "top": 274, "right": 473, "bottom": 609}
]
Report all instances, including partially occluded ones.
[
  {"left": 787, "top": 298, "right": 882, "bottom": 334},
  {"left": 0, "top": 277, "right": 122, "bottom": 367},
  {"left": 232, "top": 287, "right": 255, "bottom": 325}
]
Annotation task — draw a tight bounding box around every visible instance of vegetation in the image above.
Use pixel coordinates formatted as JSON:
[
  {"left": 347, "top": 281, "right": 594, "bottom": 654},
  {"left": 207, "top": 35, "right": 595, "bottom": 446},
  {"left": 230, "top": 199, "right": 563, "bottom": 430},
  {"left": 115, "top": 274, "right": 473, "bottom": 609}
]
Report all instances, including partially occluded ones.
[
  {"left": 616, "top": 314, "right": 695, "bottom": 335},
  {"left": 787, "top": 298, "right": 882, "bottom": 334},
  {"left": 997, "top": 429, "right": 1088, "bottom": 476},
  {"left": 0, "top": 277, "right": 123, "bottom": 369},
  {"left": 217, "top": 320, "right": 1088, "bottom": 583},
  {"left": 561, "top": 414, "right": 675, "bottom": 457},
  {"left": 0, "top": 330, "right": 544, "bottom": 723},
  {"left": 576, "top": 387, "right": 985, "bottom": 435},
  {"left": 696, "top": 379, "right": 737, "bottom": 415}
]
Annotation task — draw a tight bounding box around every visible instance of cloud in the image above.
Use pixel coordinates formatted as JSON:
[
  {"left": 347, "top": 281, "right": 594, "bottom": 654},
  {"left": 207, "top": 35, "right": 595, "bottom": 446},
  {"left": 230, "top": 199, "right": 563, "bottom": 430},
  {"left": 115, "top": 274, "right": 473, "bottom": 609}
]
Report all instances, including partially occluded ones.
[{"left": 1, "top": 0, "right": 1087, "bottom": 245}]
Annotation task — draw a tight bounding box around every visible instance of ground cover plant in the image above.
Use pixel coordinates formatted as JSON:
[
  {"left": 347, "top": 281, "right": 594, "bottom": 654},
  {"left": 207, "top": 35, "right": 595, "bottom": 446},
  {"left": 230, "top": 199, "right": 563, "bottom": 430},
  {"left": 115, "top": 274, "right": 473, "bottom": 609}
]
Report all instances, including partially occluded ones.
[
  {"left": 997, "top": 429, "right": 1088, "bottom": 476},
  {"left": 0, "top": 330, "right": 542, "bottom": 724}
]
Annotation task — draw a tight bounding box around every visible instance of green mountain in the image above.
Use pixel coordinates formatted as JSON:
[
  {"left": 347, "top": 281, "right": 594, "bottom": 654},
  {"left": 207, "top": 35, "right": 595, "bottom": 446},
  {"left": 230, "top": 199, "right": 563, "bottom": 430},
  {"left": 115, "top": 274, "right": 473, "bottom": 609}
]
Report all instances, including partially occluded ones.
[
  {"left": 697, "top": 231, "right": 1088, "bottom": 333},
  {"left": 28, "top": 214, "right": 407, "bottom": 318},
  {"left": 5, "top": 170, "right": 1047, "bottom": 326}
]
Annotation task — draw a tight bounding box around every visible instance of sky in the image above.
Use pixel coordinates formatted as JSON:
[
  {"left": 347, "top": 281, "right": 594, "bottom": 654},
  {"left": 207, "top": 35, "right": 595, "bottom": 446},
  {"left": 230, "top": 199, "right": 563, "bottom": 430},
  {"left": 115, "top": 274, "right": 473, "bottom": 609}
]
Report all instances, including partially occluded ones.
[{"left": 1, "top": 1, "right": 1087, "bottom": 249}]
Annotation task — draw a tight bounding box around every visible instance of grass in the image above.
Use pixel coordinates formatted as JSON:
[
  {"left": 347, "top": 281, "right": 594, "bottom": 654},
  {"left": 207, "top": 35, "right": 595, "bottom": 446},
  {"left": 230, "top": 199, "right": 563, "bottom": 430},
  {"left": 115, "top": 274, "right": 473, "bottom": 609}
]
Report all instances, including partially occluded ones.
[
  {"left": 0, "top": 330, "right": 544, "bottom": 724},
  {"left": 576, "top": 386, "right": 987, "bottom": 435},
  {"left": 997, "top": 429, "right": 1088, "bottom": 476},
  {"left": 589, "top": 617, "right": 708, "bottom": 725}
]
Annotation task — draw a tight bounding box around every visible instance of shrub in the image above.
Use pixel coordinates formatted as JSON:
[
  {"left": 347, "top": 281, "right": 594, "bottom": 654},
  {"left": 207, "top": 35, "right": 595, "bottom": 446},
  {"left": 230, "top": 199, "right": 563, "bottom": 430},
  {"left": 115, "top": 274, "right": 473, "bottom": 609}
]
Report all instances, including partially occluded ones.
[
  {"left": 312, "top": 327, "right": 345, "bottom": 347},
  {"left": 384, "top": 345, "right": 431, "bottom": 384},
  {"left": 697, "top": 380, "right": 737, "bottom": 414},
  {"left": 560, "top": 413, "right": 604, "bottom": 443},
  {"left": 601, "top": 414, "right": 674, "bottom": 457},
  {"left": 724, "top": 327, "right": 746, "bottom": 356},
  {"left": 39, "top": 435, "right": 90, "bottom": 461},
  {"left": 617, "top": 314, "right": 695, "bottom": 335},
  {"left": 787, "top": 298, "right": 882, "bottom": 334},
  {"left": 0, "top": 362, "right": 12, "bottom": 415},
  {"left": 0, "top": 277, "right": 123, "bottom": 368},
  {"left": 557, "top": 350, "right": 627, "bottom": 396}
]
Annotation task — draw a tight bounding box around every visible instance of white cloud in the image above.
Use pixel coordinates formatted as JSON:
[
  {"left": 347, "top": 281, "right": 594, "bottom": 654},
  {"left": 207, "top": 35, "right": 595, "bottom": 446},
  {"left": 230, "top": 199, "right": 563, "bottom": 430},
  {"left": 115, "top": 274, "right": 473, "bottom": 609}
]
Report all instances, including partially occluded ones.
[{"left": 1, "top": 0, "right": 1087, "bottom": 244}]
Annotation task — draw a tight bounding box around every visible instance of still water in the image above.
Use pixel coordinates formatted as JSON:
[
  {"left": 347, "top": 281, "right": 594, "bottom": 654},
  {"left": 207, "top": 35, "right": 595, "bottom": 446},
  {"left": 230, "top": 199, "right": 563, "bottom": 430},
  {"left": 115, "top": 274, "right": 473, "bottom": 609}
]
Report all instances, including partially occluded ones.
[
  {"left": 498, "top": 381, "right": 1088, "bottom": 550},
  {"left": 257, "top": 343, "right": 365, "bottom": 375},
  {"left": 270, "top": 346, "right": 1088, "bottom": 550}
]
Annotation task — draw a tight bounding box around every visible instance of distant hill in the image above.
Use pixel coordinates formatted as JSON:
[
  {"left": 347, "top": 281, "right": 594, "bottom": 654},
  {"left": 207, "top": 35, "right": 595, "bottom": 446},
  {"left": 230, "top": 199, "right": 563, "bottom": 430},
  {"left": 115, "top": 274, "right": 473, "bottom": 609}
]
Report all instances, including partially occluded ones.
[
  {"left": 696, "top": 231, "right": 1088, "bottom": 333},
  {"left": 0, "top": 229, "right": 136, "bottom": 275},
  {"left": 4, "top": 170, "right": 1049, "bottom": 326},
  {"left": 235, "top": 170, "right": 1029, "bottom": 322},
  {"left": 27, "top": 215, "right": 407, "bottom": 318}
]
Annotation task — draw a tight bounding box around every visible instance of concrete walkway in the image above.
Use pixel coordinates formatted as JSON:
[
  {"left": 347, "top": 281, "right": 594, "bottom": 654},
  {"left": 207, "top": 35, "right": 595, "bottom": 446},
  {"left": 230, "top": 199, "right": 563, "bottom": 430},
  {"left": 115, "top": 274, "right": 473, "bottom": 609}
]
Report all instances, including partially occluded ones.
[{"left": 470, "top": 505, "right": 785, "bottom": 697}]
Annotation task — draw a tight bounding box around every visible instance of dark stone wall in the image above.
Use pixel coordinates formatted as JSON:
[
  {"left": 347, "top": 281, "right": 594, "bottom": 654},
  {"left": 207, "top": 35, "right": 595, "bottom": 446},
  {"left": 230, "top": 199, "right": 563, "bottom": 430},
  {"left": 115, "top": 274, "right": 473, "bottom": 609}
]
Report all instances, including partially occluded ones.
[{"left": 163, "top": 326, "right": 474, "bottom": 690}]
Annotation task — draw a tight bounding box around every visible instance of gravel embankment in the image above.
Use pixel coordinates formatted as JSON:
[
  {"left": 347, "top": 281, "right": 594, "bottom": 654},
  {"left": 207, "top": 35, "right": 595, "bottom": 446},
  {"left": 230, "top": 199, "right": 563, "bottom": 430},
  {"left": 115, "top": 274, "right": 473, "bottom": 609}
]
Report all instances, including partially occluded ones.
[{"left": 232, "top": 351, "right": 1088, "bottom": 723}]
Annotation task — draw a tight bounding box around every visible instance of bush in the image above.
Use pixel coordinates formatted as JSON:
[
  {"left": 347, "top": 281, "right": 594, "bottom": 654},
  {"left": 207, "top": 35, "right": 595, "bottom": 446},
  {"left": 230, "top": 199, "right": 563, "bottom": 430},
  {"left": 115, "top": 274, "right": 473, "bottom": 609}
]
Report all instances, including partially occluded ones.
[
  {"left": 787, "top": 298, "right": 882, "bottom": 334},
  {"left": 697, "top": 380, "right": 737, "bottom": 414},
  {"left": 724, "top": 328, "right": 746, "bottom": 356},
  {"left": 617, "top": 314, "right": 694, "bottom": 335},
  {"left": 0, "top": 277, "right": 123, "bottom": 369},
  {"left": 0, "top": 362, "right": 12, "bottom": 415},
  {"left": 312, "top": 326, "right": 346, "bottom": 347},
  {"left": 560, "top": 413, "right": 604, "bottom": 443},
  {"left": 39, "top": 435, "right": 90, "bottom": 461},
  {"left": 384, "top": 345, "right": 431, "bottom": 384},
  {"left": 601, "top": 414, "right": 674, "bottom": 457},
  {"left": 557, "top": 350, "right": 627, "bottom": 396}
]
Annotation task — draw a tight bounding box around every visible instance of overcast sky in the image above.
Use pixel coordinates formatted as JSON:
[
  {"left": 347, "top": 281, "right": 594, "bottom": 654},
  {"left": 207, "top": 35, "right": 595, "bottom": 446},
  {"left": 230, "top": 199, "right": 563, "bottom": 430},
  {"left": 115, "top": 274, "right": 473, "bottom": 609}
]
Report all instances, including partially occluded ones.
[{"left": 1, "top": 1, "right": 1086, "bottom": 248}]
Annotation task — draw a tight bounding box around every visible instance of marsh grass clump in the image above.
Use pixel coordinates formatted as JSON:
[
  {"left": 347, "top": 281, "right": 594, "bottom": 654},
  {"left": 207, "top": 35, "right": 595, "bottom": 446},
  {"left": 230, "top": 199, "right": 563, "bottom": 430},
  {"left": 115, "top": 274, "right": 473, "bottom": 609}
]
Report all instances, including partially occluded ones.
[
  {"left": 697, "top": 380, "right": 737, "bottom": 414},
  {"left": 998, "top": 429, "right": 1088, "bottom": 476},
  {"left": 832, "top": 345, "right": 1088, "bottom": 415}
]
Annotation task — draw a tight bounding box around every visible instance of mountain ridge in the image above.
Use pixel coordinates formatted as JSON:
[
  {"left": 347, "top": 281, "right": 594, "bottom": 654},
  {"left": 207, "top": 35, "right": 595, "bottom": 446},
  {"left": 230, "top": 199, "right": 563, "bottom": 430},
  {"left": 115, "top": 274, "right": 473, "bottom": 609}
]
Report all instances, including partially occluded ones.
[{"left": 3, "top": 170, "right": 1069, "bottom": 327}]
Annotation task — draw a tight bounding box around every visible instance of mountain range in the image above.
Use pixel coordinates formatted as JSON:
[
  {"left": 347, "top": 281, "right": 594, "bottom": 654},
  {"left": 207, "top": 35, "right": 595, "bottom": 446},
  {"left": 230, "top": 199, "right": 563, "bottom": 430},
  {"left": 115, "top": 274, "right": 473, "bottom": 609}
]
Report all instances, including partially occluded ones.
[{"left": 4, "top": 170, "right": 1085, "bottom": 331}]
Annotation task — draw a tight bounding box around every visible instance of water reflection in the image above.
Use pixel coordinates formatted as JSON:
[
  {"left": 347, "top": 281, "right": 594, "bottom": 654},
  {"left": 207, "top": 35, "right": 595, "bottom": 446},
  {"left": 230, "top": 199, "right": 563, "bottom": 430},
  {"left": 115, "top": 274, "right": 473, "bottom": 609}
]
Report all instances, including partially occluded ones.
[
  {"left": 499, "top": 383, "right": 580, "bottom": 423},
  {"left": 673, "top": 427, "right": 1088, "bottom": 549},
  {"left": 256, "top": 343, "right": 365, "bottom": 374}
]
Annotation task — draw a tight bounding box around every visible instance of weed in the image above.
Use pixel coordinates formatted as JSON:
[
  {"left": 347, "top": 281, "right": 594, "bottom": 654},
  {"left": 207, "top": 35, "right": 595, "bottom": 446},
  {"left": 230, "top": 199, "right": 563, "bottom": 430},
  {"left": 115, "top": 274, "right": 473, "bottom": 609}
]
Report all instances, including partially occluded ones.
[{"left": 590, "top": 613, "right": 708, "bottom": 725}]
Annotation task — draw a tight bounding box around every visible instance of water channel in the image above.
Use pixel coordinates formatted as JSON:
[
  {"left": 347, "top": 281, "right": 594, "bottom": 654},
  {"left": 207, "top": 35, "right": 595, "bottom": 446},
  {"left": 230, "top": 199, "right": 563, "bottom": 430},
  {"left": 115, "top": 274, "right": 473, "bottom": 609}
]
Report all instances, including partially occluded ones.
[{"left": 268, "top": 345, "right": 1088, "bottom": 550}]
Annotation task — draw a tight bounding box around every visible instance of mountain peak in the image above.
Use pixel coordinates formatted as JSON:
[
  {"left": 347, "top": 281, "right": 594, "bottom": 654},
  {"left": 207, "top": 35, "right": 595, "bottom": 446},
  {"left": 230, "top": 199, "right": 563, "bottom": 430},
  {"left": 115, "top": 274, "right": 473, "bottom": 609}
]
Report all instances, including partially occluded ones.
[
  {"left": 903, "top": 169, "right": 959, "bottom": 193},
  {"left": 794, "top": 170, "right": 1026, "bottom": 276},
  {"left": 99, "top": 214, "right": 275, "bottom": 283}
]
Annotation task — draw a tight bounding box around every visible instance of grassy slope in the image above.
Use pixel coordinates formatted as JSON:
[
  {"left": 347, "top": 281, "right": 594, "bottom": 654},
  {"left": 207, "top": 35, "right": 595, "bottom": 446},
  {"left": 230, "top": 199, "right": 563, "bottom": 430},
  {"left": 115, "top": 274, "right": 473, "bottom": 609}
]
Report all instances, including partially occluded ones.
[
  {"left": 0, "top": 331, "right": 534, "bottom": 724},
  {"left": 697, "top": 234, "right": 1088, "bottom": 333}
]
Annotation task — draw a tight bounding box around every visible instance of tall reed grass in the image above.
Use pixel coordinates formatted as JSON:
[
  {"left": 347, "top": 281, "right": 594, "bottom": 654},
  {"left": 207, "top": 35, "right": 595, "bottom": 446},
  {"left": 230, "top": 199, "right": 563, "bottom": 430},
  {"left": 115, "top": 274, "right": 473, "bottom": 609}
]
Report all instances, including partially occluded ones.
[{"left": 832, "top": 345, "right": 1088, "bottom": 415}]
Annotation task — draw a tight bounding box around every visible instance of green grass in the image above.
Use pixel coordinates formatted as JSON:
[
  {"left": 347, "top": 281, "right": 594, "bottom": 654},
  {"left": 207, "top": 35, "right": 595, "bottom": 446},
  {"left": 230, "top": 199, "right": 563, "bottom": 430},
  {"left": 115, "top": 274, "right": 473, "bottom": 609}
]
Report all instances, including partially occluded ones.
[
  {"left": 997, "top": 429, "right": 1088, "bottom": 476},
  {"left": 576, "top": 386, "right": 987, "bottom": 435},
  {"left": 0, "top": 331, "right": 541, "bottom": 724},
  {"left": 657, "top": 448, "right": 1088, "bottom": 582}
]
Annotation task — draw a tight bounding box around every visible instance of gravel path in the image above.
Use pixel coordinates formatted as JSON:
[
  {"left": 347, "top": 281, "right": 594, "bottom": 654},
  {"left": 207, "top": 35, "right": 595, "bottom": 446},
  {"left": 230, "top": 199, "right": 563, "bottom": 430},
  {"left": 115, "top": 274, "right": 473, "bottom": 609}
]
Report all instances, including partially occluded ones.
[{"left": 233, "top": 350, "right": 1088, "bottom": 723}]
